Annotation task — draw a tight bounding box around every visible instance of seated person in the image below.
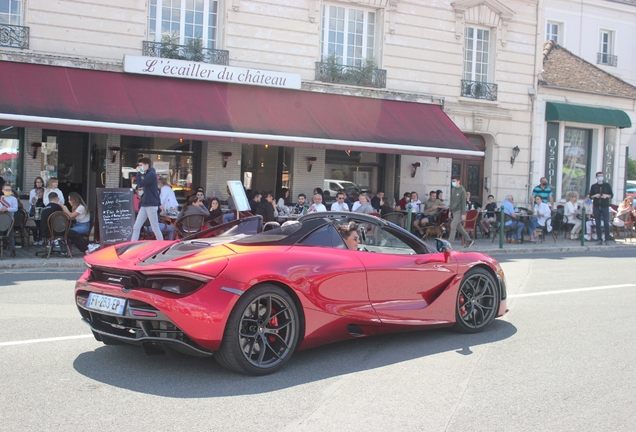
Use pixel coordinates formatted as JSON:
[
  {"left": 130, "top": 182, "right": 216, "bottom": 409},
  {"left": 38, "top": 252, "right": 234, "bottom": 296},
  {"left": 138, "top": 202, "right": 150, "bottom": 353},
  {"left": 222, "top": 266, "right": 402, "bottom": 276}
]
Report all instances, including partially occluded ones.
[
  {"left": 336, "top": 222, "right": 361, "bottom": 250},
  {"left": 612, "top": 196, "right": 635, "bottom": 229},
  {"left": 564, "top": 191, "right": 582, "bottom": 240},
  {"left": 480, "top": 195, "right": 497, "bottom": 238},
  {"left": 465, "top": 191, "right": 481, "bottom": 211},
  {"left": 255, "top": 192, "right": 278, "bottom": 222},
  {"left": 353, "top": 194, "right": 374, "bottom": 214},
  {"left": 143, "top": 209, "right": 175, "bottom": 240},
  {"left": 379, "top": 198, "right": 395, "bottom": 216},
  {"left": 0, "top": 183, "right": 18, "bottom": 257},
  {"left": 62, "top": 192, "right": 100, "bottom": 254},
  {"left": 249, "top": 191, "right": 262, "bottom": 214},
  {"left": 396, "top": 192, "right": 411, "bottom": 210},
  {"left": 292, "top": 193, "right": 307, "bottom": 214},
  {"left": 178, "top": 194, "right": 210, "bottom": 229},
  {"left": 193, "top": 188, "right": 209, "bottom": 210},
  {"left": 330, "top": 191, "right": 350, "bottom": 212},
  {"left": 307, "top": 194, "right": 327, "bottom": 213},
  {"left": 413, "top": 190, "right": 444, "bottom": 235},
  {"left": 39, "top": 192, "right": 66, "bottom": 252},
  {"left": 371, "top": 191, "right": 384, "bottom": 211},
  {"left": 527, "top": 195, "right": 551, "bottom": 242},
  {"left": 502, "top": 195, "right": 524, "bottom": 243},
  {"left": 206, "top": 197, "right": 224, "bottom": 224}
]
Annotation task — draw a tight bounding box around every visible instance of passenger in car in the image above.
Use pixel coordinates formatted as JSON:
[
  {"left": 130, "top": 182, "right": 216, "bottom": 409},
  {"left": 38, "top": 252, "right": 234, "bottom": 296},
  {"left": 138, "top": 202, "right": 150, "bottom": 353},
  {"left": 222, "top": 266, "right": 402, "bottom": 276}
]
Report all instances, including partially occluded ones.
[{"left": 336, "top": 222, "right": 361, "bottom": 250}]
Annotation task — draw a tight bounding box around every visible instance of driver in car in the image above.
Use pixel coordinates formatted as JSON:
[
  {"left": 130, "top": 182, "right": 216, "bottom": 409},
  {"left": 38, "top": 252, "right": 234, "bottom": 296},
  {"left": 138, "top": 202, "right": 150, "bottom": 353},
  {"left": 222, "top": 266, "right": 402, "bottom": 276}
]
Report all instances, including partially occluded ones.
[{"left": 336, "top": 222, "right": 361, "bottom": 250}]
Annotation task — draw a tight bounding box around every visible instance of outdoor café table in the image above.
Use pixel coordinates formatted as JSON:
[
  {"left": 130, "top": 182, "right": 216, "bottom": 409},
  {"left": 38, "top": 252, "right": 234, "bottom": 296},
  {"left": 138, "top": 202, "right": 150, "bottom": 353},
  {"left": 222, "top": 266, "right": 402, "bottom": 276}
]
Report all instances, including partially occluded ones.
[
  {"left": 516, "top": 211, "right": 534, "bottom": 243},
  {"left": 277, "top": 213, "right": 302, "bottom": 224}
]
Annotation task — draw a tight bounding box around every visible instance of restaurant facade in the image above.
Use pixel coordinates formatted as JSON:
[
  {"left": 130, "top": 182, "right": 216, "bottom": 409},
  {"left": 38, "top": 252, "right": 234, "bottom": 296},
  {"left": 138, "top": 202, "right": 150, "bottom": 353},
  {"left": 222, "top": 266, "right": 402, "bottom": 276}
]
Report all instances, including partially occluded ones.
[{"left": 3, "top": 0, "right": 630, "bottom": 210}]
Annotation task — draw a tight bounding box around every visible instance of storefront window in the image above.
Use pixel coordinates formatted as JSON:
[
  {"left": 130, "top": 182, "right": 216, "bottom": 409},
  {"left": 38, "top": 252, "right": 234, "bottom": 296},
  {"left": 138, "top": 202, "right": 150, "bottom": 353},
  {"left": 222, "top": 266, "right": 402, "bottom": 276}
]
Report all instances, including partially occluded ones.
[
  {"left": 121, "top": 136, "right": 198, "bottom": 202},
  {"left": 325, "top": 150, "right": 382, "bottom": 196},
  {"left": 562, "top": 127, "right": 591, "bottom": 200},
  {"left": 0, "top": 126, "right": 20, "bottom": 190}
]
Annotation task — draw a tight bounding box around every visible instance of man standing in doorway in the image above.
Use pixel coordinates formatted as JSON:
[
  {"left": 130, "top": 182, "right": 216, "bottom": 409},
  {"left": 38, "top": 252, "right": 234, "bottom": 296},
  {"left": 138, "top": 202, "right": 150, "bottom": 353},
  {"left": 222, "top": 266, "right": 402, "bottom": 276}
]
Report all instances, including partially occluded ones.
[
  {"left": 449, "top": 176, "right": 474, "bottom": 248},
  {"left": 131, "top": 157, "right": 163, "bottom": 241},
  {"left": 589, "top": 171, "right": 613, "bottom": 245},
  {"left": 532, "top": 177, "right": 554, "bottom": 208}
]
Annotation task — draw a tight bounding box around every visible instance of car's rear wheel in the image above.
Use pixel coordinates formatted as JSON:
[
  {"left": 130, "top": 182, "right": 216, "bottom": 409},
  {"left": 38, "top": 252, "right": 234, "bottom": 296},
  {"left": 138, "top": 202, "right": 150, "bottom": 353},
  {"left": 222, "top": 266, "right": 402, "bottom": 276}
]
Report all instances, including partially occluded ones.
[
  {"left": 215, "top": 284, "right": 300, "bottom": 375},
  {"left": 454, "top": 268, "right": 498, "bottom": 333}
]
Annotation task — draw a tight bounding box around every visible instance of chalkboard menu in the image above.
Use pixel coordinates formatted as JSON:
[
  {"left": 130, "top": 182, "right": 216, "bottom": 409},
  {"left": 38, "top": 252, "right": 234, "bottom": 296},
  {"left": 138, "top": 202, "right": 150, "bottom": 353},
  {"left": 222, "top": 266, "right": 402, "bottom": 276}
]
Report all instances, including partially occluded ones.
[{"left": 96, "top": 188, "right": 135, "bottom": 245}]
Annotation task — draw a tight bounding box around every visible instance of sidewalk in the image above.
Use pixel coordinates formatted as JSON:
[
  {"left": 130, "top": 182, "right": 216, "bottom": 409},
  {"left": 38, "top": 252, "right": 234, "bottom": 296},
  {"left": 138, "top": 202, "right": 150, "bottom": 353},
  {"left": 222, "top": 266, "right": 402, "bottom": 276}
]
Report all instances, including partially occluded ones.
[{"left": 2, "top": 234, "right": 635, "bottom": 270}]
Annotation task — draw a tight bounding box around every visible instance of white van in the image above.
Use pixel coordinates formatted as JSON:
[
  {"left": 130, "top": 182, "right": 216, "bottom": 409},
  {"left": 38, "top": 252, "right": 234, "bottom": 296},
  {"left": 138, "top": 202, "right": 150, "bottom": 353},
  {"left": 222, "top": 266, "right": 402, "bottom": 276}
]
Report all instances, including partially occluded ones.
[{"left": 323, "top": 179, "right": 361, "bottom": 196}]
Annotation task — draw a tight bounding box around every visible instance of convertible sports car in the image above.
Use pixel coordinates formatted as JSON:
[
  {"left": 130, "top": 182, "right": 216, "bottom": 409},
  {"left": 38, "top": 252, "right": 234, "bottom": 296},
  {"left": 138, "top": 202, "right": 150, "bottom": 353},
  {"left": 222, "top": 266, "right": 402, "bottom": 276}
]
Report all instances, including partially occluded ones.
[{"left": 76, "top": 212, "right": 508, "bottom": 375}]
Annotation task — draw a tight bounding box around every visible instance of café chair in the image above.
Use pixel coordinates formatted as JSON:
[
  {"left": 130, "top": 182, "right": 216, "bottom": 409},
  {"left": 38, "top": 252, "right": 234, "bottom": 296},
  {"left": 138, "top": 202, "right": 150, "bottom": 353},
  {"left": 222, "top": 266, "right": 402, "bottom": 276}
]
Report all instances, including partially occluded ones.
[
  {"left": 46, "top": 211, "right": 73, "bottom": 259},
  {"left": 176, "top": 214, "right": 207, "bottom": 238},
  {"left": 382, "top": 212, "right": 405, "bottom": 229},
  {"left": 0, "top": 212, "right": 15, "bottom": 260},
  {"left": 13, "top": 208, "right": 30, "bottom": 248},
  {"left": 490, "top": 213, "right": 520, "bottom": 243},
  {"left": 263, "top": 221, "right": 281, "bottom": 232},
  {"left": 208, "top": 215, "right": 224, "bottom": 227}
]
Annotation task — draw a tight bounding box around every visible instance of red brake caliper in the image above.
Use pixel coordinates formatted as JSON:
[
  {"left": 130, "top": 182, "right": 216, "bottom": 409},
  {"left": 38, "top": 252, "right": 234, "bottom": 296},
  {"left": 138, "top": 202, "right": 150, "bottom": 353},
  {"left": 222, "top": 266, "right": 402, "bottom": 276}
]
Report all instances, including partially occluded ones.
[
  {"left": 268, "top": 308, "right": 278, "bottom": 343},
  {"left": 459, "top": 295, "right": 466, "bottom": 317}
]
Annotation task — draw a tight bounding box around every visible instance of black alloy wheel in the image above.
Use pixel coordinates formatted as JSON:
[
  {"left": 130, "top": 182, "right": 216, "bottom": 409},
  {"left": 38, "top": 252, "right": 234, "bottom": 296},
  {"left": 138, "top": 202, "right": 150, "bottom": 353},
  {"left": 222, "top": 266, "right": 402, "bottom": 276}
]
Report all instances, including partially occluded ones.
[
  {"left": 216, "top": 284, "right": 300, "bottom": 375},
  {"left": 453, "top": 268, "right": 498, "bottom": 333}
]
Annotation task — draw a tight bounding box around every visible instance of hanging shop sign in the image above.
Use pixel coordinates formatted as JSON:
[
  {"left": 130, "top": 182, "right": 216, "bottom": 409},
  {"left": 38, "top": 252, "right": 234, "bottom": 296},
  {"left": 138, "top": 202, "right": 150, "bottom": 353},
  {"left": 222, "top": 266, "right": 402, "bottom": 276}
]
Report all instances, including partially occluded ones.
[
  {"left": 123, "top": 55, "right": 301, "bottom": 90},
  {"left": 544, "top": 122, "right": 559, "bottom": 189}
]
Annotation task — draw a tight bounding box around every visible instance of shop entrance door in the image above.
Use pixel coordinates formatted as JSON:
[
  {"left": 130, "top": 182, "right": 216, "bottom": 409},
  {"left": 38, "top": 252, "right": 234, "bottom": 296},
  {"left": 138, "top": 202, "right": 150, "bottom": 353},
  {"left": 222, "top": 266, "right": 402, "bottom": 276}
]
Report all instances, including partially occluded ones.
[{"left": 452, "top": 135, "right": 485, "bottom": 202}]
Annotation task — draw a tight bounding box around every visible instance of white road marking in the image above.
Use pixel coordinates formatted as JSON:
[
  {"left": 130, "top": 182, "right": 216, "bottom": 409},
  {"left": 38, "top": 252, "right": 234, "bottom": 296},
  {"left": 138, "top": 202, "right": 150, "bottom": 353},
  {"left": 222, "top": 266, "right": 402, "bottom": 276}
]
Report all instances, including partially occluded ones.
[
  {"left": 0, "top": 334, "right": 93, "bottom": 347},
  {"left": 508, "top": 283, "right": 636, "bottom": 298}
]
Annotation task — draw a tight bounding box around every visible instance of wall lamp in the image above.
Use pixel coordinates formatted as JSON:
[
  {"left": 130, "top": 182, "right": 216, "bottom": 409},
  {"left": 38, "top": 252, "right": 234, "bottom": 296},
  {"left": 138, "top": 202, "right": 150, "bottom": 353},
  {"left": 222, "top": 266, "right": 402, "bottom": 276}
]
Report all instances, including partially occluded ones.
[
  {"left": 30, "top": 142, "right": 42, "bottom": 159},
  {"left": 221, "top": 152, "right": 232, "bottom": 168},
  {"left": 109, "top": 146, "right": 120, "bottom": 163},
  {"left": 411, "top": 161, "right": 421, "bottom": 178},
  {"left": 510, "top": 146, "right": 521, "bottom": 167},
  {"left": 307, "top": 156, "right": 317, "bottom": 172}
]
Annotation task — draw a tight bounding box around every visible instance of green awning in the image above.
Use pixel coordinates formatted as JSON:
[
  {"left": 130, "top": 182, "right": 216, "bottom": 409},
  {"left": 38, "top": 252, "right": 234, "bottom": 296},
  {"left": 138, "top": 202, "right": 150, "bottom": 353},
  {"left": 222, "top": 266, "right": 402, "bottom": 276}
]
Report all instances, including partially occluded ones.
[{"left": 545, "top": 102, "right": 632, "bottom": 128}]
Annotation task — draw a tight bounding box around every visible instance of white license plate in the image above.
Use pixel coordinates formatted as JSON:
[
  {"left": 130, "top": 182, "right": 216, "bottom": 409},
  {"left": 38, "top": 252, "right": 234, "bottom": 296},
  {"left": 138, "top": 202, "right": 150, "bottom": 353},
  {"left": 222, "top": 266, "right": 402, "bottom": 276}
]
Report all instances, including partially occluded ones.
[{"left": 86, "top": 293, "right": 127, "bottom": 315}]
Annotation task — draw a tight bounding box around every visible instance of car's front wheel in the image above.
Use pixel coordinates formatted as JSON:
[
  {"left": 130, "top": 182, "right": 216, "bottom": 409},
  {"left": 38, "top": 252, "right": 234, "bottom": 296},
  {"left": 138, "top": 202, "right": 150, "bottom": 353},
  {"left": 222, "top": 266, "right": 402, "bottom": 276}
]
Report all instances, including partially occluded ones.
[
  {"left": 215, "top": 284, "right": 300, "bottom": 375},
  {"left": 454, "top": 268, "right": 498, "bottom": 333}
]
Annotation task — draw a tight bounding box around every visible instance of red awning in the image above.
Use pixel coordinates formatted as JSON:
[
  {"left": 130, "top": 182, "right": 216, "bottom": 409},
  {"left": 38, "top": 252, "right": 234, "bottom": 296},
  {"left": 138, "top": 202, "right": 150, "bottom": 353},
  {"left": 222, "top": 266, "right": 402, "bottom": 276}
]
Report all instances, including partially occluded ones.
[
  {"left": 0, "top": 153, "right": 18, "bottom": 161},
  {"left": 0, "top": 61, "right": 482, "bottom": 158}
]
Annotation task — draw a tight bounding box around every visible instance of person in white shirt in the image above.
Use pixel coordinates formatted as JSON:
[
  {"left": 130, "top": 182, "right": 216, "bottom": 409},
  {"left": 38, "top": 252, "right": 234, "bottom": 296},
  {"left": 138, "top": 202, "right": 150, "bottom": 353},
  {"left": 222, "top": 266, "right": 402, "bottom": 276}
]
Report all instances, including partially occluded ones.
[
  {"left": 330, "top": 192, "right": 350, "bottom": 211},
  {"left": 0, "top": 183, "right": 18, "bottom": 256},
  {"left": 528, "top": 195, "right": 551, "bottom": 242},
  {"left": 307, "top": 194, "right": 327, "bottom": 213},
  {"left": 564, "top": 191, "right": 582, "bottom": 240},
  {"left": 62, "top": 192, "right": 100, "bottom": 255},
  {"left": 158, "top": 177, "right": 179, "bottom": 213},
  {"left": 43, "top": 177, "right": 65, "bottom": 206}
]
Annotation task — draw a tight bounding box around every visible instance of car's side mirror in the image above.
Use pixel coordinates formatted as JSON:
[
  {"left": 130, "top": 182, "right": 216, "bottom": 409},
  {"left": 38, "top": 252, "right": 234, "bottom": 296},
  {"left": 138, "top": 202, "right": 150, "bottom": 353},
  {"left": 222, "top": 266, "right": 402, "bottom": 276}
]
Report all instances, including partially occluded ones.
[{"left": 435, "top": 238, "right": 452, "bottom": 253}]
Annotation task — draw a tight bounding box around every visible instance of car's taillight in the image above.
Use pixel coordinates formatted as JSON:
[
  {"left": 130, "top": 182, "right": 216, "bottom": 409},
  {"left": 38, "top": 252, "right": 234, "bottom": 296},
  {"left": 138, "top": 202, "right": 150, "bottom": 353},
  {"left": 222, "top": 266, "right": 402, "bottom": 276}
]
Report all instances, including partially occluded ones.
[{"left": 139, "top": 272, "right": 212, "bottom": 294}]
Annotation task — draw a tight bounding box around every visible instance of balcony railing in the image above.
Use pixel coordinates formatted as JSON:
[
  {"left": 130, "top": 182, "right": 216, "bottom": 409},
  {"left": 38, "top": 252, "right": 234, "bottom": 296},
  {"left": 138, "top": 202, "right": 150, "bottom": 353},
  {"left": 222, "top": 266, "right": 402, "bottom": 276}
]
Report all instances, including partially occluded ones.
[
  {"left": 597, "top": 52, "right": 617, "bottom": 67},
  {"left": 315, "top": 61, "right": 387, "bottom": 89},
  {"left": 142, "top": 41, "right": 229, "bottom": 65},
  {"left": 461, "top": 79, "right": 498, "bottom": 101},
  {"left": 0, "top": 23, "right": 29, "bottom": 49}
]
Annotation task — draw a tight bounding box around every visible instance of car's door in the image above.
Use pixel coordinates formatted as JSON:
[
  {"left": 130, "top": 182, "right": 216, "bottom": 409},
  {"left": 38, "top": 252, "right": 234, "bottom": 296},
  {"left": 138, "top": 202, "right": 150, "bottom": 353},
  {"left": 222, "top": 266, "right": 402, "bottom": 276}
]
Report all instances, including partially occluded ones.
[
  {"left": 355, "top": 225, "right": 458, "bottom": 324},
  {"left": 289, "top": 224, "right": 377, "bottom": 323}
]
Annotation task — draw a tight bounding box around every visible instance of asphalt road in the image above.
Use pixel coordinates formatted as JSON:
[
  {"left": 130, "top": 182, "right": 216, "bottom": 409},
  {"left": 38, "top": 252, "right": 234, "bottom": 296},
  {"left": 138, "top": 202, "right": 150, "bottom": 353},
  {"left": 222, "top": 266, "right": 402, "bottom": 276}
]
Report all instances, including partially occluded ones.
[{"left": 1, "top": 251, "right": 635, "bottom": 431}]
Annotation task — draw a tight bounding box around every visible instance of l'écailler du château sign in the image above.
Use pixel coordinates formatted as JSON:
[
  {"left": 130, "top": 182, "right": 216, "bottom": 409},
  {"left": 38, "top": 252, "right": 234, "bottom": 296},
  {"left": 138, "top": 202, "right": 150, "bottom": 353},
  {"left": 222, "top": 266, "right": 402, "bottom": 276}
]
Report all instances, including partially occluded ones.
[{"left": 123, "top": 55, "right": 301, "bottom": 90}]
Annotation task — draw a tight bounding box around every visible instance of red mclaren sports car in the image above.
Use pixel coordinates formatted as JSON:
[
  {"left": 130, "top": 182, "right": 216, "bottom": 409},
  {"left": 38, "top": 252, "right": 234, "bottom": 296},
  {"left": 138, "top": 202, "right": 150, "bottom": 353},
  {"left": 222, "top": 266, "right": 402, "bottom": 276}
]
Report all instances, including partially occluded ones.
[{"left": 76, "top": 212, "right": 508, "bottom": 375}]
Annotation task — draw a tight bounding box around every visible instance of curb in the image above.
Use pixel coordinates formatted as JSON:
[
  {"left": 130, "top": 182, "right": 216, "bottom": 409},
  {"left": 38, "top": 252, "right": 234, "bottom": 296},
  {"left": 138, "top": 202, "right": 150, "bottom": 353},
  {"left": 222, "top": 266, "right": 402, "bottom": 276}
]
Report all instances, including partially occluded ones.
[{"left": 475, "top": 243, "right": 632, "bottom": 255}]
